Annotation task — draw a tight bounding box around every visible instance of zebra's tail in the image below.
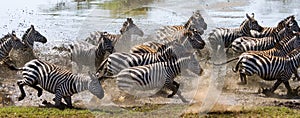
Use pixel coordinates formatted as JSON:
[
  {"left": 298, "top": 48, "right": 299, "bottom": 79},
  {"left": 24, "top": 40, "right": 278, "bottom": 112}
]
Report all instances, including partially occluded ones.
[
  {"left": 96, "top": 58, "right": 108, "bottom": 74},
  {"left": 212, "top": 56, "right": 239, "bottom": 66},
  {"left": 5, "top": 62, "right": 24, "bottom": 71},
  {"left": 98, "top": 75, "right": 116, "bottom": 81},
  {"left": 232, "top": 56, "right": 244, "bottom": 73}
]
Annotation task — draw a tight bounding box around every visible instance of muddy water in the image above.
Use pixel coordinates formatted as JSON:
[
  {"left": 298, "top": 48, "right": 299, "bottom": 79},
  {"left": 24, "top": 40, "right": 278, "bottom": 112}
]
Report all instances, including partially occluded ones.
[{"left": 1, "top": 0, "right": 300, "bottom": 115}]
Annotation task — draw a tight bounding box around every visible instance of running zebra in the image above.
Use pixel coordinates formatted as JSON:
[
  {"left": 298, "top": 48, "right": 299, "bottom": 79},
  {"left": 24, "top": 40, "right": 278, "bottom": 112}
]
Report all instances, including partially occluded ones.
[
  {"left": 250, "top": 15, "right": 299, "bottom": 38},
  {"left": 230, "top": 17, "right": 298, "bottom": 53},
  {"left": 130, "top": 30, "right": 205, "bottom": 54},
  {"left": 232, "top": 46, "right": 300, "bottom": 96},
  {"left": 70, "top": 32, "right": 114, "bottom": 72},
  {"left": 8, "top": 59, "right": 104, "bottom": 109},
  {"left": 156, "top": 10, "right": 207, "bottom": 42},
  {"left": 100, "top": 54, "right": 201, "bottom": 102},
  {"left": 21, "top": 25, "right": 47, "bottom": 48},
  {"left": 85, "top": 18, "right": 144, "bottom": 47},
  {"left": 0, "top": 33, "right": 12, "bottom": 44},
  {"left": 96, "top": 43, "right": 188, "bottom": 76},
  {"left": 0, "top": 31, "right": 25, "bottom": 62},
  {"left": 208, "top": 13, "right": 263, "bottom": 53}
]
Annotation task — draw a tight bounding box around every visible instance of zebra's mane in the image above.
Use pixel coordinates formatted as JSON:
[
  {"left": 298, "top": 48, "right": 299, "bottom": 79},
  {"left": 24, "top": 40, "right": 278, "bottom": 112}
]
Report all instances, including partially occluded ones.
[
  {"left": 276, "top": 15, "right": 294, "bottom": 28},
  {"left": 239, "top": 19, "right": 249, "bottom": 27},
  {"left": 0, "top": 33, "right": 12, "bottom": 43},
  {"left": 21, "top": 27, "right": 32, "bottom": 41}
]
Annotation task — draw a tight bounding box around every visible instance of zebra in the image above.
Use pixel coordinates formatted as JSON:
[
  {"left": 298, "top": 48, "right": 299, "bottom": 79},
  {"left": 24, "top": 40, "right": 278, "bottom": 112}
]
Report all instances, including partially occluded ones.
[
  {"left": 100, "top": 54, "right": 202, "bottom": 102},
  {"left": 231, "top": 46, "right": 300, "bottom": 96},
  {"left": 250, "top": 15, "right": 299, "bottom": 38},
  {"left": 85, "top": 18, "right": 144, "bottom": 47},
  {"left": 155, "top": 10, "right": 207, "bottom": 42},
  {"left": 21, "top": 25, "right": 47, "bottom": 48},
  {"left": 130, "top": 29, "right": 205, "bottom": 54},
  {"left": 0, "top": 33, "right": 12, "bottom": 44},
  {"left": 230, "top": 17, "right": 299, "bottom": 53},
  {"left": 70, "top": 32, "right": 114, "bottom": 72},
  {"left": 96, "top": 43, "right": 189, "bottom": 77},
  {"left": 208, "top": 13, "right": 263, "bottom": 53},
  {"left": 0, "top": 31, "right": 26, "bottom": 62},
  {"left": 7, "top": 59, "right": 104, "bottom": 109}
]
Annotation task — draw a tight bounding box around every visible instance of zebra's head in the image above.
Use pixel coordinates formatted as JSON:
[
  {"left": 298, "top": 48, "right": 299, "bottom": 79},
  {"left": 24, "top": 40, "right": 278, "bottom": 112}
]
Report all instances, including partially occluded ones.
[
  {"left": 243, "top": 13, "right": 263, "bottom": 34},
  {"left": 279, "top": 16, "right": 299, "bottom": 36},
  {"left": 119, "top": 18, "right": 144, "bottom": 37},
  {"left": 184, "top": 29, "right": 206, "bottom": 50},
  {"left": 88, "top": 72, "right": 104, "bottom": 99},
  {"left": 99, "top": 32, "right": 114, "bottom": 54},
  {"left": 277, "top": 15, "right": 300, "bottom": 33},
  {"left": 22, "top": 25, "right": 47, "bottom": 48},
  {"left": 9, "top": 31, "right": 26, "bottom": 50},
  {"left": 286, "top": 16, "right": 300, "bottom": 33},
  {"left": 180, "top": 53, "right": 203, "bottom": 76},
  {"left": 184, "top": 10, "right": 207, "bottom": 35}
]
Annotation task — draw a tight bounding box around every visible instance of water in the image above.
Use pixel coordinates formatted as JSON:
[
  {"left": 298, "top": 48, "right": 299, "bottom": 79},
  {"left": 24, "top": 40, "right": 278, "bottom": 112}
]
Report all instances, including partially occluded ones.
[{"left": 1, "top": 0, "right": 298, "bottom": 45}]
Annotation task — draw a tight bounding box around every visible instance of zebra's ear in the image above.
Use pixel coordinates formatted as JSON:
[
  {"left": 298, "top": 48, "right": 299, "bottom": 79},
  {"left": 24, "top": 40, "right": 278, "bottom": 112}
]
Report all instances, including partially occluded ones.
[
  {"left": 31, "top": 25, "right": 35, "bottom": 30},
  {"left": 127, "top": 18, "right": 133, "bottom": 23},
  {"left": 246, "top": 13, "right": 254, "bottom": 20},
  {"left": 11, "top": 31, "right": 16, "bottom": 36}
]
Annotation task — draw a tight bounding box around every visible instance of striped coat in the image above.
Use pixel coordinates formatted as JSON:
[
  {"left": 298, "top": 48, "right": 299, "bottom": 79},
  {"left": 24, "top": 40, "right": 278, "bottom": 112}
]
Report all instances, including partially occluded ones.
[{"left": 9, "top": 59, "right": 104, "bottom": 108}]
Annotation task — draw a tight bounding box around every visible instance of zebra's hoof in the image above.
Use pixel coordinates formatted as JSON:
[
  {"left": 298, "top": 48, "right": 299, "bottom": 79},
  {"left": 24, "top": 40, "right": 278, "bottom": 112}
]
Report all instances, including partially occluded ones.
[
  {"left": 37, "top": 91, "right": 42, "bottom": 97},
  {"left": 18, "top": 96, "right": 25, "bottom": 101},
  {"left": 261, "top": 88, "right": 274, "bottom": 97},
  {"left": 237, "top": 82, "right": 246, "bottom": 85}
]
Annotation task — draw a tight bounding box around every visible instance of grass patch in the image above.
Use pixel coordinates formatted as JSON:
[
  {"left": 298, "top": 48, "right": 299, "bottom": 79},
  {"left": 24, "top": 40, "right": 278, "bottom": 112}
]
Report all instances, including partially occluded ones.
[
  {"left": 0, "top": 106, "right": 94, "bottom": 118},
  {"left": 121, "top": 103, "right": 166, "bottom": 112},
  {"left": 181, "top": 106, "right": 300, "bottom": 118}
]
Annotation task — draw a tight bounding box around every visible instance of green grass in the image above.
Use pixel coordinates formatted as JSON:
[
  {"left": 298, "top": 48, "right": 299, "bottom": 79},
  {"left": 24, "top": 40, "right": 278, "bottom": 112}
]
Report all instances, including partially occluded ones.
[
  {"left": 0, "top": 106, "right": 94, "bottom": 118},
  {"left": 181, "top": 106, "right": 300, "bottom": 118},
  {"left": 1, "top": 106, "right": 300, "bottom": 118}
]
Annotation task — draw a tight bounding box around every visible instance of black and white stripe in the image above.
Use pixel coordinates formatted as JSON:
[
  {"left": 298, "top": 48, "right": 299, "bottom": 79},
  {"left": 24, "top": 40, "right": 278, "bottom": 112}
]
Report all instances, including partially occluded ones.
[
  {"left": 0, "top": 33, "right": 11, "bottom": 44},
  {"left": 85, "top": 18, "right": 144, "bottom": 47},
  {"left": 156, "top": 10, "right": 207, "bottom": 42},
  {"left": 208, "top": 13, "right": 263, "bottom": 53},
  {"left": 8, "top": 59, "right": 104, "bottom": 108},
  {"left": 70, "top": 32, "right": 114, "bottom": 72},
  {"left": 97, "top": 43, "right": 188, "bottom": 76},
  {"left": 250, "top": 15, "right": 299, "bottom": 38},
  {"left": 0, "top": 31, "right": 25, "bottom": 61},
  {"left": 230, "top": 16, "right": 299, "bottom": 53},
  {"left": 21, "top": 25, "right": 47, "bottom": 48},
  {"left": 101, "top": 54, "right": 201, "bottom": 102},
  {"left": 232, "top": 47, "right": 300, "bottom": 95}
]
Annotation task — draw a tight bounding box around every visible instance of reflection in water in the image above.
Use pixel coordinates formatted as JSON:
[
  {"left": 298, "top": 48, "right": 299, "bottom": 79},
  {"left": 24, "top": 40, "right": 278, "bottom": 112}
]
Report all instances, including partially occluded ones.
[{"left": 99, "top": 0, "right": 156, "bottom": 17}]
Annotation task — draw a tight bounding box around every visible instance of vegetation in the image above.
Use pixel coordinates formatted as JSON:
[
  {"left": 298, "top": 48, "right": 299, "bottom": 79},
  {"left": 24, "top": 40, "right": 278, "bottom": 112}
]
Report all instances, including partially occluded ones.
[
  {"left": 0, "top": 106, "right": 94, "bottom": 118},
  {"left": 181, "top": 106, "right": 300, "bottom": 118},
  {"left": 0, "top": 105, "right": 300, "bottom": 117}
]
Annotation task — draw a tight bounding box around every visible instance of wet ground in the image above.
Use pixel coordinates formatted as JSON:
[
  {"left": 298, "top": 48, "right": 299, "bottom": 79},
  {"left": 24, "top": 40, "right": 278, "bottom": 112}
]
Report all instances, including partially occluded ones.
[{"left": 1, "top": 0, "right": 300, "bottom": 117}]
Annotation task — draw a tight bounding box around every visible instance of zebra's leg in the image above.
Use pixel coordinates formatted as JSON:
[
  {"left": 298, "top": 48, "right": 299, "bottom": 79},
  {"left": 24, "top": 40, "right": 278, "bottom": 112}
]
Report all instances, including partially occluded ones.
[
  {"left": 292, "top": 70, "right": 300, "bottom": 81},
  {"left": 63, "top": 96, "right": 73, "bottom": 108},
  {"left": 262, "top": 80, "right": 283, "bottom": 96},
  {"left": 167, "top": 81, "right": 180, "bottom": 98},
  {"left": 238, "top": 73, "right": 247, "bottom": 85},
  {"left": 283, "top": 81, "right": 296, "bottom": 96},
  {"left": 54, "top": 91, "right": 64, "bottom": 109},
  {"left": 29, "top": 85, "right": 43, "bottom": 97},
  {"left": 17, "top": 80, "right": 26, "bottom": 101}
]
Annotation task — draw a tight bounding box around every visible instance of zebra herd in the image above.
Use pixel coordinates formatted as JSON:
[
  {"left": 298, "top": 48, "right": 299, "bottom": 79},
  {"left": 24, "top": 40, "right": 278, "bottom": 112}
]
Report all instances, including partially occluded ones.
[
  {"left": 1, "top": 10, "right": 300, "bottom": 109},
  {"left": 210, "top": 14, "right": 300, "bottom": 97},
  {"left": 0, "top": 10, "right": 206, "bottom": 109}
]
